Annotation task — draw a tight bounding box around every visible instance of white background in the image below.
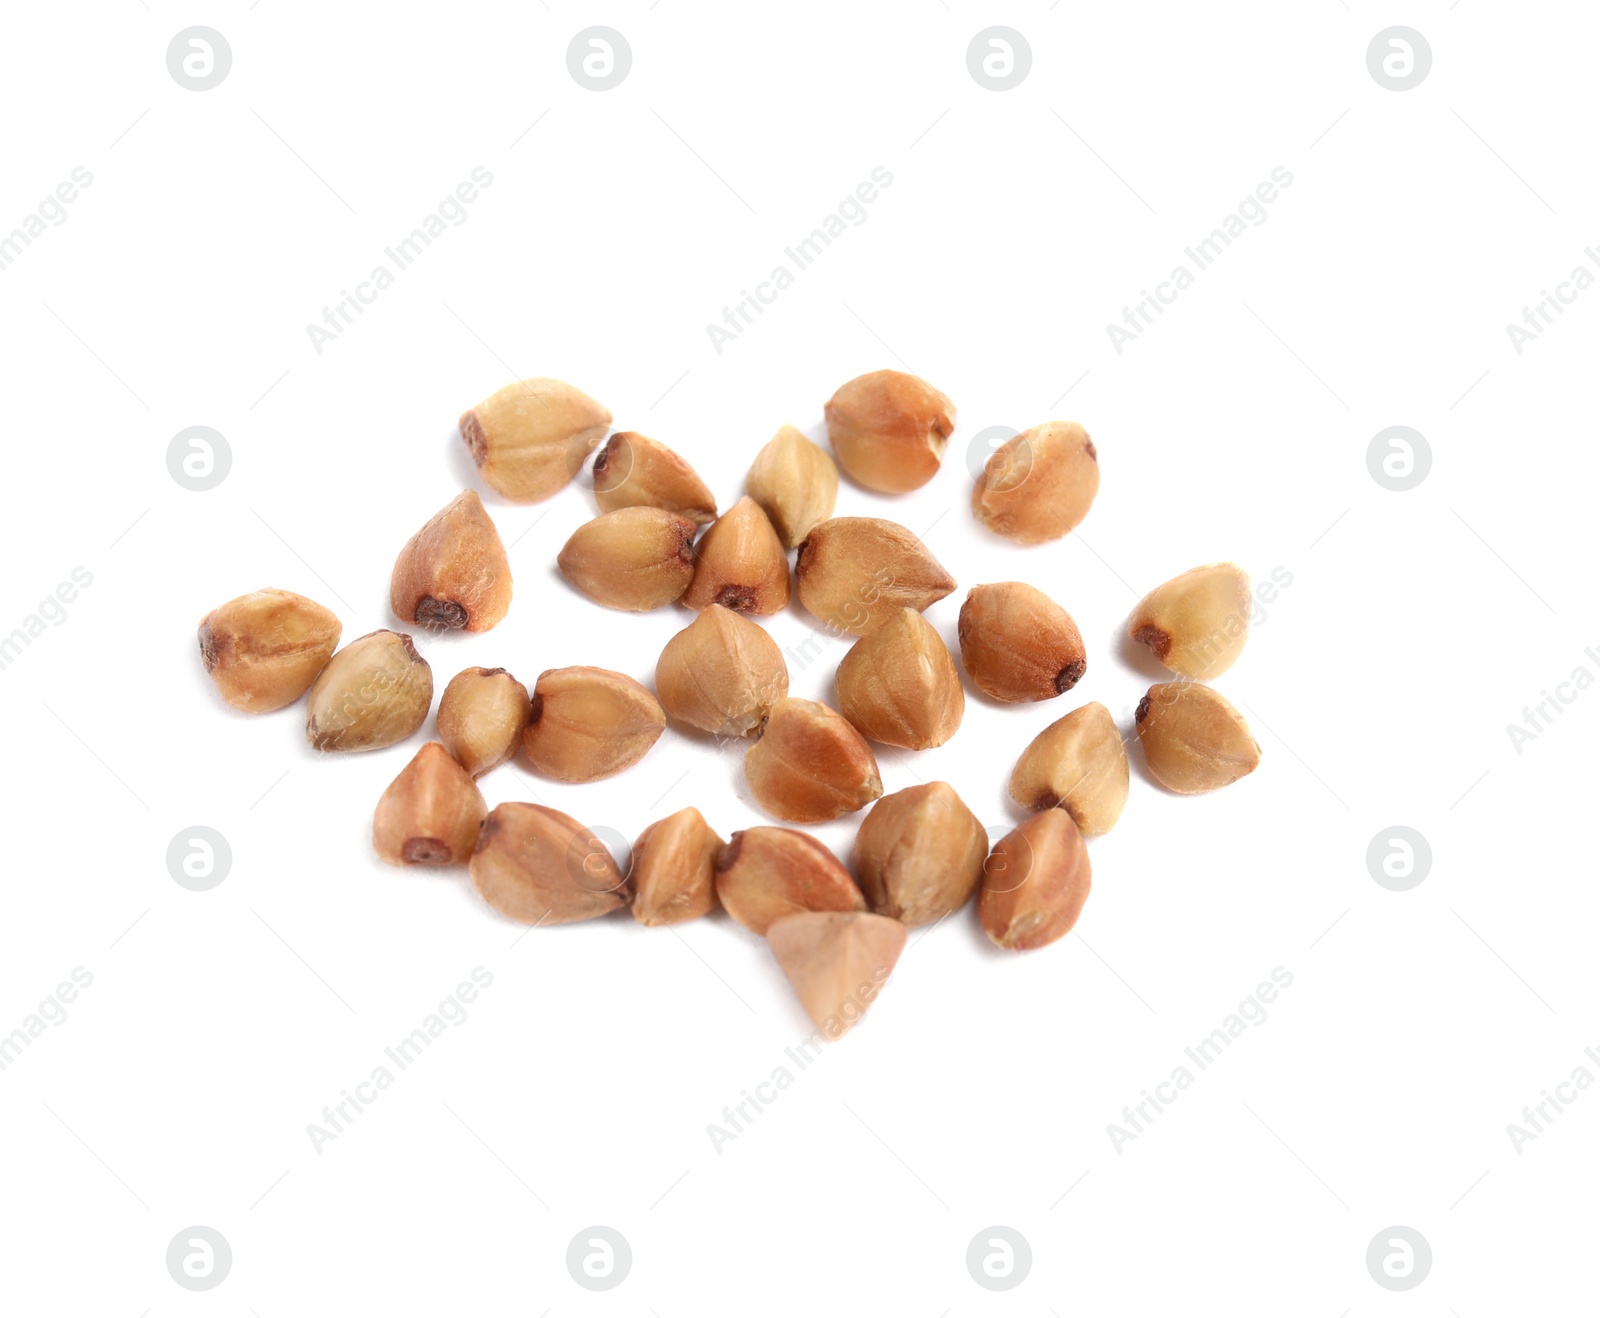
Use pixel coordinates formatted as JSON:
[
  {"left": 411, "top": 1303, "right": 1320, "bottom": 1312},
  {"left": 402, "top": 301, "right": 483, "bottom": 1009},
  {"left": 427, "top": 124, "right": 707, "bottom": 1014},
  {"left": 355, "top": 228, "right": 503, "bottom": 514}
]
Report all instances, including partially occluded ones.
[{"left": 1, "top": 2, "right": 1595, "bottom": 1313}]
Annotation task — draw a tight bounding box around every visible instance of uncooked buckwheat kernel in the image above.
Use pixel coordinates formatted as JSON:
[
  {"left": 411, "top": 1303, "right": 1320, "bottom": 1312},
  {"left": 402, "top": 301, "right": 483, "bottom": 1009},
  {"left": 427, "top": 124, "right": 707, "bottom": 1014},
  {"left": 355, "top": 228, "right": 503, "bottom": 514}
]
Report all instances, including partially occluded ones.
[
  {"left": 767, "top": 910, "right": 906, "bottom": 1036},
  {"left": 714, "top": 827, "right": 866, "bottom": 935},
  {"left": 198, "top": 587, "right": 340, "bottom": 712},
  {"left": 1009, "top": 701, "right": 1129, "bottom": 834},
  {"left": 629, "top": 807, "right": 724, "bottom": 926},
  {"left": 522, "top": 666, "right": 666, "bottom": 782},
  {"left": 852, "top": 782, "right": 988, "bottom": 926},
  {"left": 372, "top": 742, "right": 487, "bottom": 866},
  {"left": 557, "top": 506, "right": 698, "bottom": 611},
  {"left": 592, "top": 430, "right": 717, "bottom": 524},
  {"left": 824, "top": 369, "right": 955, "bottom": 493},
  {"left": 979, "top": 808, "right": 1092, "bottom": 951},
  {"left": 958, "top": 581, "right": 1086, "bottom": 702},
  {"left": 390, "top": 490, "right": 512, "bottom": 632},
  {"left": 305, "top": 630, "right": 433, "bottom": 752},
  {"left": 437, "top": 666, "right": 531, "bottom": 777},
  {"left": 794, "top": 517, "right": 956, "bottom": 637},
  {"left": 471, "top": 802, "right": 627, "bottom": 924},
  {"left": 459, "top": 378, "right": 612, "bottom": 502},
  {"left": 1134, "top": 682, "right": 1261, "bottom": 793},
  {"left": 745, "top": 424, "right": 839, "bottom": 548},
  {"left": 681, "top": 496, "right": 791, "bottom": 615},
  {"left": 971, "top": 420, "right": 1099, "bottom": 544},
  {"left": 835, "top": 607, "right": 964, "bottom": 749},
  {"left": 744, "top": 697, "right": 883, "bottom": 822},
  {"left": 1127, "top": 563, "right": 1252, "bottom": 680},
  {"left": 655, "top": 603, "right": 789, "bottom": 736}
]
